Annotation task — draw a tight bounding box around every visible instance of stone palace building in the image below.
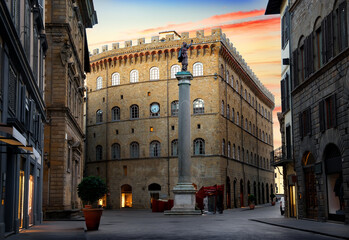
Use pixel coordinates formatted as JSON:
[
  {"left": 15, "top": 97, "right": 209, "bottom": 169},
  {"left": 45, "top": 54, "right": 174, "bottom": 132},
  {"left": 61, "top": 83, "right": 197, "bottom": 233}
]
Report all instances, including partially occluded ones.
[{"left": 85, "top": 28, "right": 275, "bottom": 209}]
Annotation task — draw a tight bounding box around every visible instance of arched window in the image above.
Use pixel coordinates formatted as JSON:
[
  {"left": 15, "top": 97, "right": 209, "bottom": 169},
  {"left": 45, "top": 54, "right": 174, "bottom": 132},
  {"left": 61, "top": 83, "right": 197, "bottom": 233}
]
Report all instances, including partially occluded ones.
[
  {"left": 221, "top": 100, "right": 224, "bottom": 116},
  {"left": 249, "top": 121, "right": 252, "bottom": 133},
  {"left": 238, "top": 146, "right": 240, "bottom": 160},
  {"left": 193, "top": 98, "right": 204, "bottom": 114},
  {"left": 262, "top": 131, "right": 265, "bottom": 142},
  {"left": 96, "top": 76, "right": 103, "bottom": 90},
  {"left": 242, "top": 148, "right": 245, "bottom": 161},
  {"left": 111, "top": 107, "right": 120, "bottom": 121},
  {"left": 171, "top": 139, "right": 178, "bottom": 156},
  {"left": 150, "top": 67, "right": 159, "bottom": 80},
  {"left": 251, "top": 152, "right": 253, "bottom": 164},
  {"left": 227, "top": 105, "right": 230, "bottom": 119},
  {"left": 237, "top": 112, "right": 239, "bottom": 125},
  {"left": 150, "top": 141, "right": 161, "bottom": 157},
  {"left": 249, "top": 94, "right": 251, "bottom": 104},
  {"left": 245, "top": 89, "right": 247, "bottom": 100},
  {"left": 171, "top": 65, "right": 181, "bottom": 78},
  {"left": 111, "top": 143, "right": 120, "bottom": 160},
  {"left": 220, "top": 64, "right": 224, "bottom": 78},
  {"left": 226, "top": 70, "right": 229, "bottom": 83},
  {"left": 96, "top": 145, "right": 102, "bottom": 161},
  {"left": 232, "top": 108, "right": 235, "bottom": 123},
  {"left": 262, "top": 106, "right": 264, "bottom": 117},
  {"left": 111, "top": 73, "right": 120, "bottom": 86},
  {"left": 96, "top": 109, "right": 103, "bottom": 123},
  {"left": 245, "top": 118, "right": 248, "bottom": 130},
  {"left": 130, "top": 142, "right": 139, "bottom": 158},
  {"left": 246, "top": 150, "right": 249, "bottom": 163},
  {"left": 236, "top": 80, "right": 239, "bottom": 92},
  {"left": 222, "top": 139, "right": 225, "bottom": 155},
  {"left": 171, "top": 100, "right": 179, "bottom": 116},
  {"left": 130, "top": 70, "right": 139, "bottom": 83},
  {"left": 233, "top": 144, "right": 236, "bottom": 159},
  {"left": 130, "top": 104, "right": 139, "bottom": 119},
  {"left": 252, "top": 97, "right": 254, "bottom": 107},
  {"left": 231, "top": 75, "right": 234, "bottom": 88},
  {"left": 228, "top": 141, "right": 231, "bottom": 157},
  {"left": 193, "top": 62, "right": 203, "bottom": 76},
  {"left": 194, "top": 138, "right": 205, "bottom": 155}
]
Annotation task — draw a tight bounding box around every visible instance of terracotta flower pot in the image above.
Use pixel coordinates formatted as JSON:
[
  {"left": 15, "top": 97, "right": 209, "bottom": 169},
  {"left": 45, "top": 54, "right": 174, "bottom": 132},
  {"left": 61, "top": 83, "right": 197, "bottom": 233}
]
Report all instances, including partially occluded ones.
[
  {"left": 249, "top": 204, "right": 255, "bottom": 210},
  {"left": 83, "top": 208, "right": 103, "bottom": 231}
]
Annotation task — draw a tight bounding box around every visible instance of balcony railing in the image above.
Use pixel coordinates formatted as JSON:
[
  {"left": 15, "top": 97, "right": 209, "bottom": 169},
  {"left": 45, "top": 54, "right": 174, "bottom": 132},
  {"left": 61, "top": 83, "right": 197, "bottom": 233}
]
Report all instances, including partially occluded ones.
[{"left": 270, "top": 145, "right": 293, "bottom": 166}]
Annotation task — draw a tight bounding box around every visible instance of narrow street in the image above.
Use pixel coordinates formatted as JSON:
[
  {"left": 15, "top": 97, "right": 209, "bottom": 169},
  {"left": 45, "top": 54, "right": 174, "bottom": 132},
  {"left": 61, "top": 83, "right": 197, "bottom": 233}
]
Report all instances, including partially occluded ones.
[{"left": 7, "top": 205, "right": 347, "bottom": 240}]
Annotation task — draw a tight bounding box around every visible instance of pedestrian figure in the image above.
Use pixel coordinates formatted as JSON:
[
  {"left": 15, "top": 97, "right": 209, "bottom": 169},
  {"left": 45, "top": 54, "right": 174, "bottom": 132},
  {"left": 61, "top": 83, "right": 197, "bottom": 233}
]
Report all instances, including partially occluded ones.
[{"left": 178, "top": 39, "right": 193, "bottom": 72}]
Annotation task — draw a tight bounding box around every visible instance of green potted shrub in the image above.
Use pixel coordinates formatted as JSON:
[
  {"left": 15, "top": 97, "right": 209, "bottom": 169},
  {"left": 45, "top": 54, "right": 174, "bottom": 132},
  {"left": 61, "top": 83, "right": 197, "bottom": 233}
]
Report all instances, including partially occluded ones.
[
  {"left": 78, "top": 176, "right": 108, "bottom": 231},
  {"left": 248, "top": 194, "right": 256, "bottom": 210},
  {"left": 270, "top": 193, "right": 276, "bottom": 206}
]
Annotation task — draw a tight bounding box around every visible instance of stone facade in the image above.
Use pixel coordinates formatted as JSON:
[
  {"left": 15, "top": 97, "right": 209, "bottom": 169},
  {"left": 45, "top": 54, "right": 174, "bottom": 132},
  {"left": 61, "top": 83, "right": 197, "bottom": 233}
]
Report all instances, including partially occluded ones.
[
  {"left": 0, "top": 0, "right": 47, "bottom": 237},
  {"left": 43, "top": 0, "right": 97, "bottom": 219},
  {"left": 85, "top": 29, "right": 275, "bottom": 209},
  {"left": 290, "top": 0, "right": 349, "bottom": 223}
]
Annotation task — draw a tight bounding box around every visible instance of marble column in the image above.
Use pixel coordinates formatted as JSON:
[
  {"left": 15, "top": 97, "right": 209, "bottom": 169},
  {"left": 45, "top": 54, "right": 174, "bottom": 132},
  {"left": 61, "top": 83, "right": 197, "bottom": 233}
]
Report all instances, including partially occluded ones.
[{"left": 165, "top": 71, "right": 201, "bottom": 215}]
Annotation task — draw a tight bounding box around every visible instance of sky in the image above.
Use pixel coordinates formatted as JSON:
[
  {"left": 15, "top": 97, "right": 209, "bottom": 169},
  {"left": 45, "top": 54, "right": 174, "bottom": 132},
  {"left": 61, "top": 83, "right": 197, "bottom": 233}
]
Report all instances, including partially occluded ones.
[{"left": 86, "top": 0, "right": 282, "bottom": 148}]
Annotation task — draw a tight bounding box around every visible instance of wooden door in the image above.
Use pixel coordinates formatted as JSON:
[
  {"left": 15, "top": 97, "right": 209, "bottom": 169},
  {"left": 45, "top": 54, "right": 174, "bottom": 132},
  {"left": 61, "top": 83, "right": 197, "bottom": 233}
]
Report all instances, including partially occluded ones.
[{"left": 304, "top": 167, "right": 318, "bottom": 219}]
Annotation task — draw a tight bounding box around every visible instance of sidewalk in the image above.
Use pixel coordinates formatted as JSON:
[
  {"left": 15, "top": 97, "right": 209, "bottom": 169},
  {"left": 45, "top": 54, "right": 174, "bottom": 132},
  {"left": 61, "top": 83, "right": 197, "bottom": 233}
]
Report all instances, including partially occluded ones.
[{"left": 250, "top": 218, "right": 349, "bottom": 239}]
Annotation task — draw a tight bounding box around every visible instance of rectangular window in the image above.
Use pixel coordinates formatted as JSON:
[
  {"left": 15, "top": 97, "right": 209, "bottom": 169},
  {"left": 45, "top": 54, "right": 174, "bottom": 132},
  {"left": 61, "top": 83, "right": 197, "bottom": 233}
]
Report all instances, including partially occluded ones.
[
  {"left": 319, "top": 94, "right": 337, "bottom": 132},
  {"left": 299, "top": 108, "right": 312, "bottom": 138},
  {"left": 339, "top": 1, "right": 348, "bottom": 51},
  {"left": 123, "top": 166, "right": 127, "bottom": 176},
  {"left": 8, "top": 65, "right": 17, "bottom": 114}
]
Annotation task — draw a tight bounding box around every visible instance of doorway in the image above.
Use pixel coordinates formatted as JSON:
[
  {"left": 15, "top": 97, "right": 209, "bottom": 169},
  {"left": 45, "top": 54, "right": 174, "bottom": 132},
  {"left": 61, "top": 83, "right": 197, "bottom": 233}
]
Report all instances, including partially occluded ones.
[
  {"left": 148, "top": 183, "right": 161, "bottom": 208},
  {"left": 324, "top": 144, "right": 344, "bottom": 221},
  {"left": 121, "top": 184, "right": 132, "bottom": 208},
  {"left": 302, "top": 152, "right": 317, "bottom": 219},
  {"left": 240, "top": 179, "right": 244, "bottom": 207},
  {"left": 226, "top": 177, "right": 231, "bottom": 208}
]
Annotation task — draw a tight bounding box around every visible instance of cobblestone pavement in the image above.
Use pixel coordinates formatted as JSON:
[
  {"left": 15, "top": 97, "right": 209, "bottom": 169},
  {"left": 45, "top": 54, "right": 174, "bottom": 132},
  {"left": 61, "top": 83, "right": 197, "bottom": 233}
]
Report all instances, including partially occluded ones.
[{"left": 7, "top": 204, "right": 346, "bottom": 240}]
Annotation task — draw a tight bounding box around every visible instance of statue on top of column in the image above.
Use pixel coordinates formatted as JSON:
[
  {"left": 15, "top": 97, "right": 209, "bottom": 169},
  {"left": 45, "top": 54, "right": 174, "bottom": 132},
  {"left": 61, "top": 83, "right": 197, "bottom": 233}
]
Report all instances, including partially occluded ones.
[{"left": 178, "top": 39, "right": 193, "bottom": 72}]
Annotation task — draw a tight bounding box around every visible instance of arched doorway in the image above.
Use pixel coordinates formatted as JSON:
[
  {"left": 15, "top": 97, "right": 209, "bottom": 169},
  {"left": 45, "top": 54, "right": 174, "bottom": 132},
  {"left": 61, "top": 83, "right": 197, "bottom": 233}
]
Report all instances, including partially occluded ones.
[
  {"left": 262, "top": 183, "right": 265, "bottom": 204},
  {"left": 240, "top": 179, "right": 244, "bottom": 207},
  {"left": 324, "top": 144, "right": 344, "bottom": 221},
  {"left": 121, "top": 184, "right": 132, "bottom": 208},
  {"left": 148, "top": 183, "right": 161, "bottom": 209},
  {"left": 257, "top": 183, "right": 261, "bottom": 204},
  {"left": 302, "top": 151, "right": 317, "bottom": 219},
  {"left": 233, "top": 179, "right": 237, "bottom": 208},
  {"left": 253, "top": 181, "right": 257, "bottom": 201},
  {"left": 226, "top": 177, "right": 231, "bottom": 208},
  {"left": 266, "top": 183, "right": 269, "bottom": 203}
]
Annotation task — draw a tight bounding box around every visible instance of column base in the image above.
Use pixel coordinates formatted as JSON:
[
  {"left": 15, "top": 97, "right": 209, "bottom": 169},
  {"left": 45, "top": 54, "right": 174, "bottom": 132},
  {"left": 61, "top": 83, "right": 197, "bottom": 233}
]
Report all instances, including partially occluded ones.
[{"left": 164, "top": 183, "right": 201, "bottom": 215}]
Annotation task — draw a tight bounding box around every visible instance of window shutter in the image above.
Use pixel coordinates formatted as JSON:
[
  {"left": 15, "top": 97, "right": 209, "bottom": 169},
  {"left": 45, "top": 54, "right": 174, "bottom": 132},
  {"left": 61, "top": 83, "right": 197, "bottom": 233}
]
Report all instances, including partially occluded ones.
[
  {"left": 332, "top": 94, "right": 337, "bottom": 127},
  {"left": 321, "top": 18, "right": 327, "bottom": 64},
  {"left": 307, "top": 108, "right": 312, "bottom": 136},
  {"left": 309, "top": 33, "right": 314, "bottom": 74},
  {"left": 21, "top": 85, "right": 26, "bottom": 123},
  {"left": 285, "top": 74, "right": 290, "bottom": 110},
  {"left": 281, "top": 79, "right": 285, "bottom": 112},
  {"left": 299, "top": 113, "right": 303, "bottom": 139},
  {"left": 292, "top": 50, "right": 299, "bottom": 89},
  {"left": 319, "top": 100, "right": 325, "bottom": 132},
  {"left": 304, "top": 36, "right": 309, "bottom": 78},
  {"left": 326, "top": 12, "right": 334, "bottom": 61},
  {"left": 29, "top": 100, "right": 35, "bottom": 133},
  {"left": 339, "top": 1, "right": 348, "bottom": 50}
]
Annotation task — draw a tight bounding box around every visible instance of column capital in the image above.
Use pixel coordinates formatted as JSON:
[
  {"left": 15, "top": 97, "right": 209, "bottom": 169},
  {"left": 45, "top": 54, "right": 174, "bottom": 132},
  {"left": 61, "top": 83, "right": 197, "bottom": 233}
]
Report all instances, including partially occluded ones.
[{"left": 176, "top": 71, "right": 193, "bottom": 85}]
